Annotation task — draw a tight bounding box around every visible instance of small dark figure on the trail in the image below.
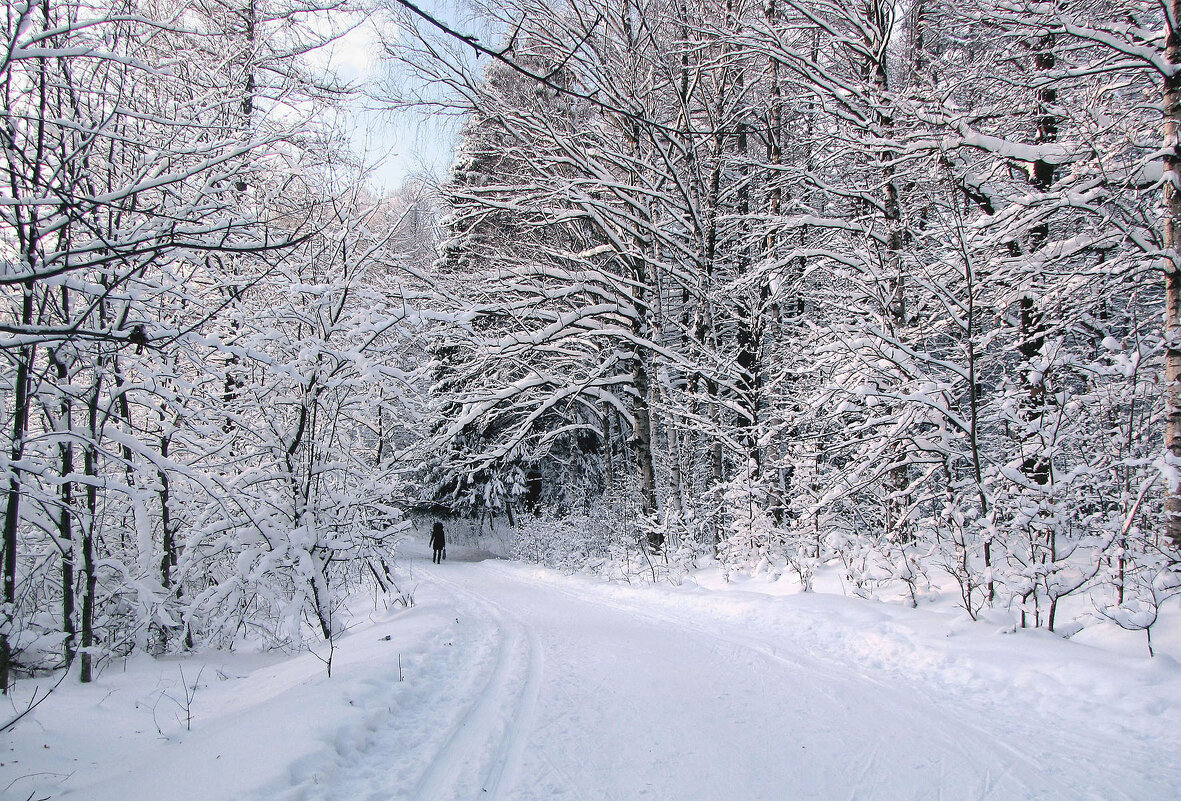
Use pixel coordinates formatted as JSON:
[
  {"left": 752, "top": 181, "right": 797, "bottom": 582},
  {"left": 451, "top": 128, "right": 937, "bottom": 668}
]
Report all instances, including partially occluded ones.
[{"left": 430, "top": 521, "right": 446, "bottom": 564}]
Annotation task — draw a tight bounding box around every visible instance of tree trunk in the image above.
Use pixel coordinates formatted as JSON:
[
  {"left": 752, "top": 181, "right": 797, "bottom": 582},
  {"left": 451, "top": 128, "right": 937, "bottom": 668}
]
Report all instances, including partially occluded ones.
[
  {"left": 51, "top": 341, "right": 76, "bottom": 665},
  {"left": 1019, "top": 34, "right": 1056, "bottom": 488},
  {"left": 1, "top": 284, "right": 35, "bottom": 694},
  {"left": 631, "top": 347, "right": 660, "bottom": 548},
  {"left": 80, "top": 377, "right": 101, "bottom": 684},
  {"left": 666, "top": 420, "right": 686, "bottom": 531},
  {"left": 868, "top": 1, "right": 910, "bottom": 542},
  {"left": 733, "top": 36, "right": 763, "bottom": 476},
  {"left": 159, "top": 410, "right": 184, "bottom": 650},
  {"left": 1164, "top": 1, "right": 1181, "bottom": 549},
  {"left": 601, "top": 402, "right": 616, "bottom": 489}
]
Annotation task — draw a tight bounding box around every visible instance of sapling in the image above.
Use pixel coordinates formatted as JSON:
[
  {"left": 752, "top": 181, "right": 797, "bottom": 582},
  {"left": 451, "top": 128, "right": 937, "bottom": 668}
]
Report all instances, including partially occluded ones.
[
  {"left": 177, "top": 665, "right": 202, "bottom": 732},
  {"left": 152, "top": 665, "right": 204, "bottom": 735},
  {"left": 1095, "top": 562, "right": 1180, "bottom": 658}
]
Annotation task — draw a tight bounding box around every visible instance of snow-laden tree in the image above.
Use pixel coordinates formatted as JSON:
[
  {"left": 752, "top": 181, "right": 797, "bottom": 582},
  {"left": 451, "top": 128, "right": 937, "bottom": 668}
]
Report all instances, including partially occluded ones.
[
  {"left": 174, "top": 169, "right": 429, "bottom": 646},
  {"left": 398, "top": 0, "right": 1178, "bottom": 637},
  {"left": 396, "top": 2, "right": 715, "bottom": 549},
  {"left": 0, "top": 0, "right": 428, "bottom": 688}
]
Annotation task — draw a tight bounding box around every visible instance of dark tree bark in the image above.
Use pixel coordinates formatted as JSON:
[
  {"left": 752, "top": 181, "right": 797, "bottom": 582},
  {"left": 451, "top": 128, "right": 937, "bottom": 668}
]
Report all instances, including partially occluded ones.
[{"left": 1, "top": 284, "right": 35, "bottom": 694}]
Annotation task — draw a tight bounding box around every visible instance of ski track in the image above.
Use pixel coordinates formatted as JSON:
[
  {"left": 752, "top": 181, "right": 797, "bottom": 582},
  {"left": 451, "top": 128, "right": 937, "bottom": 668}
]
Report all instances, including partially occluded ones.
[
  {"left": 483, "top": 562, "right": 1180, "bottom": 800},
  {"left": 251, "top": 552, "right": 1177, "bottom": 801},
  {"left": 482, "top": 564, "right": 1042, "bottom": 783},
  {"left": 435, "top": 561, "right": 1039, "bottom": 800},
  {"left": 255, "top": 562, "right": 540, "bottom": 801},
  {"left": 411, "top": 567, "right": 542, "bottom": 801}
]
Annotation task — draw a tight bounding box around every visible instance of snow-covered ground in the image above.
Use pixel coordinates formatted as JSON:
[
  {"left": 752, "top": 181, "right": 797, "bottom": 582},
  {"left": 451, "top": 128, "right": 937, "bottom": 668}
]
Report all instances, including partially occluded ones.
[{"left": 4, "top": 541, "right": 1179, "bottom": 801}]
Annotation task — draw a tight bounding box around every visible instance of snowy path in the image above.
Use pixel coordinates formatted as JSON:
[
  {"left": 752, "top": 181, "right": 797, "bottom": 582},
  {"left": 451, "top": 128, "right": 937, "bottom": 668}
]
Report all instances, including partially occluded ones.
[
  {"left": 405, "top": 570, "right": 543, "bottom": 801},
  {"left": 288, "top": 547, "right": 1178, "bottom": 801},
  {"left": 7, "top": 545, "right": 1179, "bottom": 801}
]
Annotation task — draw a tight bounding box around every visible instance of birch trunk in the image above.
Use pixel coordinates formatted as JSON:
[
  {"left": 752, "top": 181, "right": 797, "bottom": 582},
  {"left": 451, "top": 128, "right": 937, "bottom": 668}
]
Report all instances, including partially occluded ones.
[{"left": 1163, "top": 0, "right": 1181, "bottom": 549}]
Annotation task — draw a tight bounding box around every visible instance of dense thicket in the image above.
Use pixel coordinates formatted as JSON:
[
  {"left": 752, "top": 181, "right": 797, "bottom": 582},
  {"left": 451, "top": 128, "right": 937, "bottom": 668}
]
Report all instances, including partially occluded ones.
[
  {"left": 0, "top": 0, "right": 436, "bottom": 689},
  {"left": 403, "top": 0, "right": 1180, "bottom": 644}
]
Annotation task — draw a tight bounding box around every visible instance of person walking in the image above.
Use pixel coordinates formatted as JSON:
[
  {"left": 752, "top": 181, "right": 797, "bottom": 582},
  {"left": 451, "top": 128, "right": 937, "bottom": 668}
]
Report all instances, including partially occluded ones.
[{"left": 430, "top": 521, "right": 446, "bottom": 564}]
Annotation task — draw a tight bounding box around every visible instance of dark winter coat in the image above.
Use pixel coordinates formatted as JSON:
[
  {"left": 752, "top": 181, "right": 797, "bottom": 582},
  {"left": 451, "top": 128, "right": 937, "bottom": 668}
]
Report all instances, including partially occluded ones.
[{"left": 430, "top": 522, "right": 446, "bottom": 551}]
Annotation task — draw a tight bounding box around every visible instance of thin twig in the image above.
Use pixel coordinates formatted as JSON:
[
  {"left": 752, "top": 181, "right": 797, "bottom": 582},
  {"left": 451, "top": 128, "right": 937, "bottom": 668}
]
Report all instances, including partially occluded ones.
[{"left": 1, "top": 668, "right": 70, "bottom": 734}]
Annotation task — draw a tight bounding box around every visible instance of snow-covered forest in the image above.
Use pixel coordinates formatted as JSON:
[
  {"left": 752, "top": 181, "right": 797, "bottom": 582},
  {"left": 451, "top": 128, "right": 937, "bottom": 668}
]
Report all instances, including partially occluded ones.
[
  {"left": 415, "top": 0, "right": 1181, "bottom": 649},
  {"left": 0, "top": 0, "right": 443, "bottom": 690},
  {"left": 4, "top": 1, "right": 1181, "bottom": 799},
  {"left": 2, "top": 0, "right": 1180, "bottom": 704}
]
